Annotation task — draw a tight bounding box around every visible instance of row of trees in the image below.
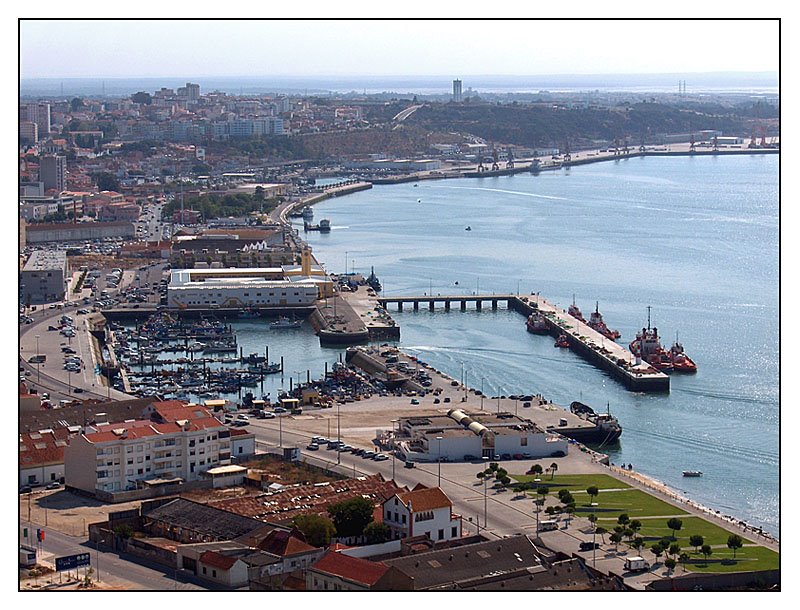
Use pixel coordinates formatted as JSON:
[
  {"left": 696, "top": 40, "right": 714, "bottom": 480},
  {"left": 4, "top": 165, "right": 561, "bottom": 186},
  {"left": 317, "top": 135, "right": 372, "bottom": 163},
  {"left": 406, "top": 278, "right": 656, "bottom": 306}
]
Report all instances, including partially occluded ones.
[
  {"left": 160, "top": 192, "right": 280, "bottom": 220},
  {"left": 291, "top": 496, "right": 391, "bottom": 547}
]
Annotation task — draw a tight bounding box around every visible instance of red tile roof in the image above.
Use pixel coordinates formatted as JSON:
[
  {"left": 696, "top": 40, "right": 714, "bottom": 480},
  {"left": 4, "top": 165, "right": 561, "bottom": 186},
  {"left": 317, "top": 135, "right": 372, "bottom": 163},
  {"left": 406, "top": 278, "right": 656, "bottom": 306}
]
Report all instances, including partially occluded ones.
[
  {"left": 199, "top": 550, "right": 239, "bottom": 570},
  {"left": 257, "top": 529, "right": 316, "bottom": 556},
  {"left": 19, "top": 428, "right": 74, "bottom": 468},
  {"left": 311, "top": 551, "right": 389, "bottom": 586},
  {"left": 395, "top": 487, "right": 452, "bottom": 513}
]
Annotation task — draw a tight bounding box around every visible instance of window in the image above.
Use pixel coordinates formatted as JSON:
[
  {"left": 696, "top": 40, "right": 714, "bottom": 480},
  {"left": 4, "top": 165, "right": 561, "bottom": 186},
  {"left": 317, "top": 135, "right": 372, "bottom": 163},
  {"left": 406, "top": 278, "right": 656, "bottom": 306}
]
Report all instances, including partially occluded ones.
[
  {"left": 438, "top": 529, "right": 444, "bottom": 540},
  {"left": 452, "top": 526, "right": 458, "bottom": 538},
  {"left": 126, "top": 446, "right": 132, "bottom": 453},
  {"left": 521, "top": 438, "right": 528, "bottom": 446},
  {"left": 127, "top": 458, "right": 133, "bottom": 465},
  {"left": 137, "top": 468, "right": 143, "bottom": 475},
  {"left": 402, "top": 514, "right": 406, "bottom": 524},
  {"left": 203, "top": 567, "right": 207, "bottom": 575},
  {"left": 386, "top": 510, "right": 391, "bottom": 521},
  {"left": 238, "top": 447, "right": 243, "bottom": 454},
  {"left": 212, "top": 570, "right": 217, "bottom": 578}
]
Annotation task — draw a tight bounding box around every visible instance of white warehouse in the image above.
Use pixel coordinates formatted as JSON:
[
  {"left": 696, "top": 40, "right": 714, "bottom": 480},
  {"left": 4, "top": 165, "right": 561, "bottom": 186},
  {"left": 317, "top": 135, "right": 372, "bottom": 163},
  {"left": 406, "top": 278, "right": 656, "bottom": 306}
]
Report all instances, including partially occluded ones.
[{"left": 394, "top": 410, "right": 568, "bottom": 462}]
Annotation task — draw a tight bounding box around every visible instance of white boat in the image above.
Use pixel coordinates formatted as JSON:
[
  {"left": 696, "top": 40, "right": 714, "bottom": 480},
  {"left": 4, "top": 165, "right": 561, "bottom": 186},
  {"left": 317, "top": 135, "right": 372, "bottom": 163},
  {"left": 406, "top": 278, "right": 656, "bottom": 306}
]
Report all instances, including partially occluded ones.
[{"left": 270, "top": 316, "right": 303, "bottom": 329}]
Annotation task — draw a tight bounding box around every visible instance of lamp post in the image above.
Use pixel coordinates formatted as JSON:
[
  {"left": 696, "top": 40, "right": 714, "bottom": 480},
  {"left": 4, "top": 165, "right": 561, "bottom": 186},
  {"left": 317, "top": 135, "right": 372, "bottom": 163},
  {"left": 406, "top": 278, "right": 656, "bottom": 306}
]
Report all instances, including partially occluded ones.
[
  {"left": 436, "top": 436, "right": 443, "bottom": 487},
  {"left": 480, "top": 378, "right": 485, "bottom": 410},
  {"left": 344, "top": 251, "right": 348, "bottom": 275},
  {"left": 390, "top": 419, "right": 398, "bottom": 482},
  {"left": 483, "top": 476, "right": 488, "bottom": 531},
  {"left": 337, "top": 401, "right": 341, "bottom": 465},
  {"left": 35, "top": 335, "right": 40, "bottom": 383}
]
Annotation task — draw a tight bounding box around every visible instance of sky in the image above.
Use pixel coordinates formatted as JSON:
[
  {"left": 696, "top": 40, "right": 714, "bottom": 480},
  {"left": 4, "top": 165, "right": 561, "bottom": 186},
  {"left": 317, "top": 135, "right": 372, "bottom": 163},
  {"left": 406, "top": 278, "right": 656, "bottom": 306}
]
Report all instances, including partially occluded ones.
[{"left": 19, "top": 18, "right": 779, "bottom": 80}]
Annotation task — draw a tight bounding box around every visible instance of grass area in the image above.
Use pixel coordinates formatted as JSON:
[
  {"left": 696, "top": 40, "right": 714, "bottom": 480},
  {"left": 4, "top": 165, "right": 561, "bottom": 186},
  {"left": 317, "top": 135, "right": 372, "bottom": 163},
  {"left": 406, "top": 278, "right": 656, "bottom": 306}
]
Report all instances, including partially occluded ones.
[
  {"left": 679, "top": 545, "right": 780, "bottom": 574},
  {"left": 633, "top": 516, "right": 753, "bottom": 547},
  {"left": 573, "top": 489, "right": 688, "bottom": 519},
  {"left": 512, "top": 473, "right": 631, "bottom": 491}
]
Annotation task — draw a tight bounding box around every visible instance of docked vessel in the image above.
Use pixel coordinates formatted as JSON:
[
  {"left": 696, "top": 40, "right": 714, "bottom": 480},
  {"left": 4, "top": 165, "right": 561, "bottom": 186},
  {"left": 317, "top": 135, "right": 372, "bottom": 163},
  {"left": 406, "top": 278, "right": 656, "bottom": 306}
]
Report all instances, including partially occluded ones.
[
  {"left": 554, "top": 334, "right": 570, "bottom": 348},
  {"left": 561, "top": 401, "right": 623, "bottom": 445},
  {"left": 568, "top": 295, "right": 585, "bottom": 323},
  {"left": 628, "top": 308, "right": 673, "bottom": 372},
  {"left": 526, "top": 311, "right": 549, "bottom": 334},
  {"left": 669, "top": 339, "right": 698, "bottom": 373},
  {"left": 319, "top": 219, "right": 331, "bottom": 232},
  {"left": 271, "top": 316, "right": 303, "bottom": 329},
  {"left": 237, "top": 307, "right": 261, "bottom": 319},
  {"left": 586, "top": 302, "right": 621, "bottom": 340},
  {"left": 301, "top": 207, "right": 314, "bottom": 220},
  {"left": 366, "top": 267, "right": 382, "bottom": 292}
]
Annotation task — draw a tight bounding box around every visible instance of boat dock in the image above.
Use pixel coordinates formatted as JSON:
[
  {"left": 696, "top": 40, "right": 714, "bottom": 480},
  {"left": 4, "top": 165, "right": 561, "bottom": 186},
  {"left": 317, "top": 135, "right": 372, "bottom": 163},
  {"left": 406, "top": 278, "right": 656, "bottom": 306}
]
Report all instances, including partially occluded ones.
[{"left": 378, "top": 293, "right": 670, "bottom": 393}]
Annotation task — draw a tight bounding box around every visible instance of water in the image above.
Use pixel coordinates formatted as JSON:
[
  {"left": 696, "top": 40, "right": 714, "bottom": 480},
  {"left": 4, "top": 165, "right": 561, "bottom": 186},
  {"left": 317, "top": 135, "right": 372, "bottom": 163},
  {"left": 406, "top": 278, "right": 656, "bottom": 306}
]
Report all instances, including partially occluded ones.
[{"left": 295, "top": 155, "right": 779, "bottom": 536}]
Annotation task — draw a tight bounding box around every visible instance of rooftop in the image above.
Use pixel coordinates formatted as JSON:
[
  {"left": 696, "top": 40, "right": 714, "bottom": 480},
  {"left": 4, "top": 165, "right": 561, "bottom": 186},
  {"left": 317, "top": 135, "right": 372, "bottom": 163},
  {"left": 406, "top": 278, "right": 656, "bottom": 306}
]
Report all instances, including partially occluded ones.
[{"left": 310, "top": 551, "right": 390, "bottom": 586}]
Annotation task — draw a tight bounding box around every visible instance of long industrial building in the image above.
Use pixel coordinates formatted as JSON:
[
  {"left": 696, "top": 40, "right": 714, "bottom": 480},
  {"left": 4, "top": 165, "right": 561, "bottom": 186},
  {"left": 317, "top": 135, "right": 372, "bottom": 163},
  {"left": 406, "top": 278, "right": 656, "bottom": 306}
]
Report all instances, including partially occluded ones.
[{"left": 394, "top": 409, "right": 569, "bottom": 462}]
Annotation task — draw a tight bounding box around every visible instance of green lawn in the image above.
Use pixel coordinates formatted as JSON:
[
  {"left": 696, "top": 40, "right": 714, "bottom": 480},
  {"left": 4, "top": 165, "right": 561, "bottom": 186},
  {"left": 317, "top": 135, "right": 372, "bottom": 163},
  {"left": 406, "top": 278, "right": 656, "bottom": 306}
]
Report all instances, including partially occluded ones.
[
  {"left": 512, "top": 473, "right": 631, "bottom": 491},
  {"left": 633, "top": 516, "right": 753, "bottom": 547},
  {"left": 678, "top": 545, "right": 780, "bottom": 573},
  {"left": 572, "top": 488, "right": 688, "bottom": 519}
]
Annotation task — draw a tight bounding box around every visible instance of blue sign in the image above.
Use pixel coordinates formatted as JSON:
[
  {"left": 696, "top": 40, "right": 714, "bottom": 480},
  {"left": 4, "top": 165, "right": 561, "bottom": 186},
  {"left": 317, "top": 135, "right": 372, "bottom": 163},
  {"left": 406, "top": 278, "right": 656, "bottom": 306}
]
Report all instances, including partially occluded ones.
[{"left": 55, "top": 553, "right": 91, "bottom": 571}]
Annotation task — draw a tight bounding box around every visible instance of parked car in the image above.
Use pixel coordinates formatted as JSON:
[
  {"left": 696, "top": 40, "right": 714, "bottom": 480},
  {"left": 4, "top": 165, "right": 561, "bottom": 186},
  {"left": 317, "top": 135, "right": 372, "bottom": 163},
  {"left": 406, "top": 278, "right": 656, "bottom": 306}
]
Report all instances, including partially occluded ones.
[
  {"left": 404, "top": 461, "right": 415, "bottom": 469},
  {"left": 579, "top": 542, "right": 601, "bottom": 551},
  {"left": 45, "top": 482, "right": 61, "bottom": 490},
  {"left": 306, "top": 443, "right": 319, "bottom": 451},
  {"left": 373, "top": 454, "right": 389, "bottom": 461}
]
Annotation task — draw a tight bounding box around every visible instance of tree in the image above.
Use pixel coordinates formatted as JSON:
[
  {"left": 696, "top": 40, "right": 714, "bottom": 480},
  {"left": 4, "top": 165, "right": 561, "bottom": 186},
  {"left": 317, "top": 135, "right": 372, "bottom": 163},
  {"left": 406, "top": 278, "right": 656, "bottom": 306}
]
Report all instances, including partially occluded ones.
[
  {"left": 623, "top": 528, "right": 634, "bottom": 543},
  {"left": 95, "top": 172, "right": 120, "bottom": 192},
  {"left": 617, "top": 513, "right": 630, "bottom": 528},
  {"left": 689, "top": 534, "right": 704, "bottom": 553},
  {"left": 531, "top": 464, "right": 544, "bottom": 478},
  {"left": 488, "top": 462, "right": 499, "bottom": 473},
  {"left": 70, "top": 97, "right": 84, "bottom": 112},
  {"left": 727, "top": 534, "right": 744, "bottom": 559},
  {"left": 586, "top": 486, "right": 599, "bottom": 506},
  {"left": 664, "top": 557, "right": 676, "bottom": 575},
  {"left": 327, "top": 496, "right": 375, "bottom": 538},
  {"left": 650, "top": 542, "right": 664, "bottom": 564},
  {"left": 701, "top": 544, "right": 713, "bottom": 562},
  {"left": 609, "top": 531, "right": 623, "bottom": 551},
  {"left": 563, "top": 505, "right": 575, "bottom": 528},
  {"left": 595, "top": 526, "right": 608, "bottom": 544},
  {"left": 632, "top": 536, "right": 645, "bottom": 556},
  {"left": 668, "top": 543, "right": 682, "bottom": 559},
  {"left": 549, "top": 462, "right": 558, "bottom": 480},
  {"left": 666, "top": 518, "right": 683, "bottom": 540},
  {"left": 679, "top": 552, "right": 690, "bottom": 572},
  {"left": 131, "top": 91, "right": 152, "bottom": 105},
  {"left": 476, "top": 471, "right": 486, "bottom": 482},
  {"left": 293, "top": 514, "right": 336, "bottom": 546},
  {"left": 363, "top": 521, "right": 392, "bottom": 544},
  {"left": 499, "top": 475, "right": 512, "bottom": 488},
  {"left": 629, "top": 519, "right": 642, "bottom": 537},
  {"left": 536, "top": 486, "right": 549, "bottom": 504}
]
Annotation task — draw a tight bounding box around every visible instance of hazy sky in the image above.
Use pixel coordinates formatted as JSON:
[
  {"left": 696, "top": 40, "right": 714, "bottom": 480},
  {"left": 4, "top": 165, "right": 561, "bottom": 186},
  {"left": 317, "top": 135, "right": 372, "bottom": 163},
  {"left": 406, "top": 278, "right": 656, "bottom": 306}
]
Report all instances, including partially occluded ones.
[{"left": 20, "top": 19, "right": 779, "bottom": 79}]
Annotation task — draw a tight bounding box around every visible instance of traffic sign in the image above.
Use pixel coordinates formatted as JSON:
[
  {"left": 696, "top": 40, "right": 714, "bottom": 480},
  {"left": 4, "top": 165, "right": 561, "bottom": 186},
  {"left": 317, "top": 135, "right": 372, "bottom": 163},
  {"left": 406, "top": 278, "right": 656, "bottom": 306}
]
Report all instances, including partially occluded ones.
[{"left": 55, "top": 553, "right": 91, "bottom": 572}]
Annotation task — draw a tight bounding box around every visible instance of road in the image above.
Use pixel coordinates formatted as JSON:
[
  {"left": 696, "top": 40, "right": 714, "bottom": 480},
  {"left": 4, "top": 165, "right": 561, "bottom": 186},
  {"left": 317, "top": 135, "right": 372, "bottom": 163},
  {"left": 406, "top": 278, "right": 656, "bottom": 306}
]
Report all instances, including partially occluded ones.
[{"left": 20, "top": 526, "right": 205, "bottom": 590}]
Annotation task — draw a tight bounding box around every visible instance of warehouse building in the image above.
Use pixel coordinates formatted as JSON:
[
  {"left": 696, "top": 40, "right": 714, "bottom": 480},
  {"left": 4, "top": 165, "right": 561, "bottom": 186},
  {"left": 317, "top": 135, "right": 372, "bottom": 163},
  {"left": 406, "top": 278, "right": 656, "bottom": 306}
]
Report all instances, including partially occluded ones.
[{"left": 20, "top": 249, "right": 68, "bottom": 304}]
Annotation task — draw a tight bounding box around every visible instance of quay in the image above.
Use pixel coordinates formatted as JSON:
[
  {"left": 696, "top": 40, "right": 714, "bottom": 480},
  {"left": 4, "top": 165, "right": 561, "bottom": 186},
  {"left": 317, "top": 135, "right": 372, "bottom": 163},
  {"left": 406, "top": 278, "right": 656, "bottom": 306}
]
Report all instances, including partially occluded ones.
[{"left": 378, "top": 293, "right": 669, "bottom": 393}]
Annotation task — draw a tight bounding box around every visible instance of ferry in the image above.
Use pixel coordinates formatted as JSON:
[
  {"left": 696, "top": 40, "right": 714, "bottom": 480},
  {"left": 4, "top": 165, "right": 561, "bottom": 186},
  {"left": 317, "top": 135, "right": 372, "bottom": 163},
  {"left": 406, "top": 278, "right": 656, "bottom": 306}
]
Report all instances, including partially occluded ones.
[
  {"left": 526, "top": 311, "right": 549, "bottom": 334},
  {"left": 568, "top": 295, "right": 585, "bottom": 323},
  {"left": 586, "top": 302, "right": 621, "bottom": 340}
]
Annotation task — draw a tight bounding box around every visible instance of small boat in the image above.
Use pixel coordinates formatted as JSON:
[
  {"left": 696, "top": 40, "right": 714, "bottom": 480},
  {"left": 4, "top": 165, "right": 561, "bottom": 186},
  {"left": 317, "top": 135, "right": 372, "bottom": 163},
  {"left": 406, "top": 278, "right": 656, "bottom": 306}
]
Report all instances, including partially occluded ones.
[
  {"left": 366, "top": 267, "right": 382, "bottom": 292},
  {"left": 186, "top": 342, "right": 206, "bottom": 352},
  {"left": 465, "top": 226, "right": 472, "bottom": 231},
  {"left": 301, "top": 207, "right": 314, "bottom": 220},
  {"left": 413, "top": 184, "right": 419, "bottom": 187},
  {"left": 244, "top": 353, "right": 266, "bottom": 364},
  {"left": 271, "top": 316, "right": 303, "bottom": 329},
  {"left": 554, "top": 334, "right": 570, "bottom": 348},
  {"left": 682, "top": 471, "right": 703, "bottom": 477},
  {"left": 670, "top": 337, "right": 698, "bottom": 373},
  {"left": 237, "top": 307, "right": 260, "bottom": 319},
  {"left": 526, "top": 311, "right": 549, "bottom": 334},
  {"left": 568, "top": 295, "right": 585, "bottom": 323},
  {"left": 319, "top": 219, "right": 331, "bottom": 232}
]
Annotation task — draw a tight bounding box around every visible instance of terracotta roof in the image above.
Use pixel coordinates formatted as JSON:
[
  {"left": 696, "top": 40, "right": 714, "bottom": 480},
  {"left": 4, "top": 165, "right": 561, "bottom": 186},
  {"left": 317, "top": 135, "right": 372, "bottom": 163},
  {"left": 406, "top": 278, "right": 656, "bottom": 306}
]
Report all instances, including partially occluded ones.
[
  {"left": 199, "top": 550, "right": 239, "bottom": 570},
  {"left": 257, "top": 529, "right": 316, "bottom": 556},
  {"left": 395, "top": 487, "right": 452, "bottom": 513},
  {"left": 19, "top": 428, "right": 74, "bottom": 468},
  {"left": 311, "top": 551, "right": 389, "bottom": 587}
]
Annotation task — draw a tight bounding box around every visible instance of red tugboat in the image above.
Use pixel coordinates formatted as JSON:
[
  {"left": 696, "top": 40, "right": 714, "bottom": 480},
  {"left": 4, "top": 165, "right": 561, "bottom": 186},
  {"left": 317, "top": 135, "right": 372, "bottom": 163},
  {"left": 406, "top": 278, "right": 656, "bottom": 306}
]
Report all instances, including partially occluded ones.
[
  {"left": 587, "top": 301, "right": 621, "bottom": 341},
  {"left": 554, "top": 334, "right": 570, "bottom": 348},
  {"left": 628, "top": 307, "right": 673, "bottom": 372},
  {"left": 526, "top": 311, "right": 549, "bottom": 334},
  {"left": 568, "top": 295, "right": 585, "bottom": 322},
  {"left": 669, "top": 337, "right": 698, "bottom": 373}
]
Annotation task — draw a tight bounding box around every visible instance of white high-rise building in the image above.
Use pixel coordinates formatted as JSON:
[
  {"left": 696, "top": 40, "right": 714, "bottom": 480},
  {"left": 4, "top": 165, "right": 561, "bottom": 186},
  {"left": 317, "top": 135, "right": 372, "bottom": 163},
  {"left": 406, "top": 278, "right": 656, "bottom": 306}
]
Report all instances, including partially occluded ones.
[{"left": 452, "top": 79, "right": 463, "bottom": 103}]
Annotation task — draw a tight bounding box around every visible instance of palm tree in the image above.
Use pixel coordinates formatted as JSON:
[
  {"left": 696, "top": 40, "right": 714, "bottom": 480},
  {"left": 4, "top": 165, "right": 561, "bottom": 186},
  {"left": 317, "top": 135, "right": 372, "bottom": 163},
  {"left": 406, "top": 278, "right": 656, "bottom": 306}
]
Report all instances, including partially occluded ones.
[{"left": 549, "top": 462, "right": 558, "bottom": 480}]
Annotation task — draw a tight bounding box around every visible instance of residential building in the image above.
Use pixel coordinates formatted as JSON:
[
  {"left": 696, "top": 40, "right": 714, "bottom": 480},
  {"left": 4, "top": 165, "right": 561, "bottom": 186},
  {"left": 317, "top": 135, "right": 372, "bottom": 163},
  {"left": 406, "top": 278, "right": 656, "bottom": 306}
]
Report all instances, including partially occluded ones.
[
  {"left": 305, "top": 551, "right": 412, "bottom": 591},
  {"left": 39, "top": 155, "right": 67, "bottom": 192},
  {"left": 453, "top": 79, "right": 463, "bottom": 103},
  {"left": 20, "top": 249, "right": 68, "bottom": 304},
  {"left": 19, "top": 427, "right": 80, "bottom": 487},
  {"left": 20, "top": 121, "right": 38, "bottom": 144},
  {"left": 381, "top": 486, "right": 462, "bottom": 542},
  {"left": 64, "top": 403, "right": 231, "bottom": 495}
]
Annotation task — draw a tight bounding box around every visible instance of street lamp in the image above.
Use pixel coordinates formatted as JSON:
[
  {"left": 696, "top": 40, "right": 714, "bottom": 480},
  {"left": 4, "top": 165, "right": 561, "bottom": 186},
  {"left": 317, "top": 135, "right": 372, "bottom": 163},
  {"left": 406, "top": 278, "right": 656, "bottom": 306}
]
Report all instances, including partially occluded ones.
[
  {"left": 35, "top": 335, "right": 40, "bottom": 383},
  {"left": 337, "top": 401, "right": 341, "bottom": 465},
  {"left": 390, "top": 419, "right": 398, "bottom": 482},
  {"left": 436, "top": 436, "right": 443, "bottom": 487},
  {"left": 483, "top": 476, "right": 488, "bottom": 531},
  {"left": 480, "top": 378, "right": 485, "bottom": 410}
]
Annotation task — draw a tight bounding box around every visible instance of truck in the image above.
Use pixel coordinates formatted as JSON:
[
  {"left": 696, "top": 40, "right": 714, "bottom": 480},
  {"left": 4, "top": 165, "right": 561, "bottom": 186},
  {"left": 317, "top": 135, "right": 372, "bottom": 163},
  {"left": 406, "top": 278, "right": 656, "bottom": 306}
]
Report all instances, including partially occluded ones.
[
  {"left": 624, "top": 556, "right": 650, "bottom": 572},
  {"left": 538, "top": 520, "right": 558, "bottom": 532}
]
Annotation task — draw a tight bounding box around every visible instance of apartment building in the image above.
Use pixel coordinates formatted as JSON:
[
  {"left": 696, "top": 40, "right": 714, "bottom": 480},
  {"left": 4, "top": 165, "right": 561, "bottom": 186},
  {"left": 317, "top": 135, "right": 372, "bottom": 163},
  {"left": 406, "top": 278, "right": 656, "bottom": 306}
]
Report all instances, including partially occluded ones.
[
  {"left": 64, "top": 403, "right": 231, "bottom": 494},
  {"left": 20, "top": 249, "right": 68, "bottom": 304}
]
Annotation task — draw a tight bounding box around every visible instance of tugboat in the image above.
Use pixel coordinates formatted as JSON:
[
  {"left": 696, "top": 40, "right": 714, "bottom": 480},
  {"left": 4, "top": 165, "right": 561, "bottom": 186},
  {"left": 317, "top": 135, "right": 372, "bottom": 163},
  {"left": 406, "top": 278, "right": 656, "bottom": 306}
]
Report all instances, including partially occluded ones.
[
  {"left": 554, "top": 334, "right": 570, "bottom": 348},
  {"left": 526, "top": 311, "right": 549, "bottom": 334},
  {"left": 587, "top": 301, "right": 621, "bottom": 340},
  {"left": 568, "top": 295, "right": 585, "bottom": 322},
  {"left": 366, "top": 267, "right": 382, "bottom": 292},
  {"left": 629, "top": 307, "right": 673, "bottom": 372},
  {"left": 670, "top": 337, "right": 698, "bottom": 373},
  {"left": 319, "top": 219, "right": 331, "bottom": 232}
]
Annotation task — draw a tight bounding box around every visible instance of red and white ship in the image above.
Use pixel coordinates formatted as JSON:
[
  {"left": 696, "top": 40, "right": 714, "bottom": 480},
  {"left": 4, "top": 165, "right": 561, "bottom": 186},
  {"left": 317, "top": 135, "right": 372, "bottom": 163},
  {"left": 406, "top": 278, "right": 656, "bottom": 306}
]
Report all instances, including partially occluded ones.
[
  {"left": 526, "top": 311, "right": 549, "bottom": 334},
  {"left": 628, "top": 307, "right": 673, "bottom": 372},
  {"left": 669, "top": 337, "right": 698, "bottom": 373},
  {"left": 568, "top": 295, "right": 585, "bottom": 322},
  {"left": 587, "top": 301, "right": 621, "bottom": 341}
]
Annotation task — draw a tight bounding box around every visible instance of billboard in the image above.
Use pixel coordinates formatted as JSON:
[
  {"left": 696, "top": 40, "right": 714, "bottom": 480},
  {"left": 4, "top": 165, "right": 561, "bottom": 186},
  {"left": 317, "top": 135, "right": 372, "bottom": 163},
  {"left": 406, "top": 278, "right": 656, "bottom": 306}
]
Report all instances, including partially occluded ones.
[{"left": 55, "top": 553, "right": 91, "bottom": 572}]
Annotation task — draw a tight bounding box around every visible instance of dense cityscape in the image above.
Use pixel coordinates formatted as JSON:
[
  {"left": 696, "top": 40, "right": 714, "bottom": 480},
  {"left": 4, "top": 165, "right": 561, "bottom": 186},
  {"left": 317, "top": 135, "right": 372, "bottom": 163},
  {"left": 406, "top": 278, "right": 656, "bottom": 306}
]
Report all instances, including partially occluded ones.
[{"left": 18, "top": 19, "right": 780, "bottom": 595}]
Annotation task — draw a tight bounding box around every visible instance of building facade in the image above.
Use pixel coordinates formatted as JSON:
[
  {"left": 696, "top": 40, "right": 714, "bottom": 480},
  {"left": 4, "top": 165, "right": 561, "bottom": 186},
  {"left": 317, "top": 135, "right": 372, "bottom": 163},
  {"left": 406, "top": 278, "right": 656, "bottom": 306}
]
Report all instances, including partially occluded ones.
[
  {"left": 40, "top": 155, "right": 66, "bottom": 192},
  {"left": 20, "top": 249, "right": 68, "bottom": 304},
  {"left": 382, "top": 487, "right": 462, "bottom": 542}
]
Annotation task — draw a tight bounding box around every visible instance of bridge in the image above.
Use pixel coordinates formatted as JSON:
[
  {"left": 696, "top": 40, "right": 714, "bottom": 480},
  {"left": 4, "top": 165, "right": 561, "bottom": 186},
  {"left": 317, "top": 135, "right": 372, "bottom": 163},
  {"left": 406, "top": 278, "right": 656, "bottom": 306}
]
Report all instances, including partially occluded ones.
[{"left": 377, "top": 294, "right": 523, "bottom": 312}]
